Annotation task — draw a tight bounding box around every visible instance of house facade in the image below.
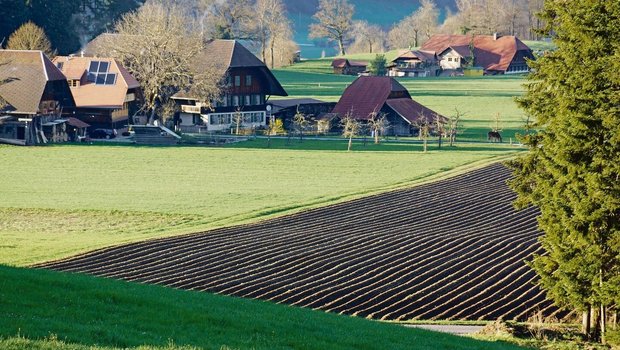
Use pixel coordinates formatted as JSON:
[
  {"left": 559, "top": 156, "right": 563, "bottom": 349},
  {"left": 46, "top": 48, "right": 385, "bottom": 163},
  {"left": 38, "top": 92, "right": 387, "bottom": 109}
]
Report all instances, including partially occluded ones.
[
  {"left": 330, "top": 76, "right": 444, "bottom": 136},
  {"left": 0, "top": 50, "right": 75, "bottom": 145},
  {"left": 52, "top": 56, "right": 141, "bottom": 130},
  {"left": 421, "top": 34, "right": 535, "bottom": 75},
  {"left": 172, "top": 40, "right": 287, "bottom": 133},
  {"left": 331, "top": 58, "right": 368, "bottom": 75},
  {"left": 388, "top": 50, "right": 440, "bottom": 77}
]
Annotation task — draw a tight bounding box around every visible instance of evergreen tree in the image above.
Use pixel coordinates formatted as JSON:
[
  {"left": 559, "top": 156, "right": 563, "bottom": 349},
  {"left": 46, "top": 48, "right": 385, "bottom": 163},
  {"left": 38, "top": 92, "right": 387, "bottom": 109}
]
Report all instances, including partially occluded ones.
[
  {"left": 369, "top": 54, "right": 387, "bottom": 76},
  {"left": 508, "top": 0, "right": 620, "bottom": 343}
]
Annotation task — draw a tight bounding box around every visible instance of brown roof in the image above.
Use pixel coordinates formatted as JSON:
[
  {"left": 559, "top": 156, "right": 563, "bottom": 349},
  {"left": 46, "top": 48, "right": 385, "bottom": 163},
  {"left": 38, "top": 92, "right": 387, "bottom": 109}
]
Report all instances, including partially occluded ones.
[
  {"left": 331, "top": 58, "right": 368, "bottom": 68},
  {"left": 52, "top": 56, "right": 140, "bottom": 109},
  {"left": 385, "top": 98, "right": 445, "bottom": 125},
  {"left": 332, "top": 76, "right": 409, "bottom": 120},
  {"left": 270, "top": 98, "right": 327, "bottom": 109},
  {"left": 421, "top": 34, "right": 533, "bottom": 72},
  {"left": 0, "top": 50, "right": 68, "bottom": 114}
]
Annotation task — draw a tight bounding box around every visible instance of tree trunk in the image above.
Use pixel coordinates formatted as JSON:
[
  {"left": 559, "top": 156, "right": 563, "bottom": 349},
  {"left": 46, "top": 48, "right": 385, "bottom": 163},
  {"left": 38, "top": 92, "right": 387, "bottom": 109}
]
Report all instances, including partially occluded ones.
[
  {"left": 600, "top": 268, "right": 606, "bottom": 345},
  {"left": 374, "top": 129, "right": 379, "bottom": 144},
  {"left": 338, "top": 35, "right": 346, "bottom": 56},
  {"left": 348, "top": 135, "right": 352, "bottom": 151},
  {"left": 270, "top": 41, "right": 275, "bottom": 70},
  {"left": 583, "top": 306, "right": 591, "bottom": 337}
]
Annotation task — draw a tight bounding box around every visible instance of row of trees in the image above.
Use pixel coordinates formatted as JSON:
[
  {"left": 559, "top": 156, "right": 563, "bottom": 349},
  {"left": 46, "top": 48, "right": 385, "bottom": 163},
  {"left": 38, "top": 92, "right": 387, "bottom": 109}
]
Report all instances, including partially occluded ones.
[{"left": 309, "top": 0, "right": 546, "bottom": 55}]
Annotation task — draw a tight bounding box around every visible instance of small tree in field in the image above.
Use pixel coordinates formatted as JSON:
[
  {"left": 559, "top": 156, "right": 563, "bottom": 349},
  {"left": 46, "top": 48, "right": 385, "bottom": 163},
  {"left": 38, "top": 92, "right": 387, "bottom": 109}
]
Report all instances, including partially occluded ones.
[
  {"left": 446, "top": 109, "right": 463, "bottom": 147},
  {"left": 232, "top": 109, "right": 244, "bottom": 135},
  {"left": 435, "top": 113, "right": 447, "bottom": 149},
  {"left": 368, "top": 111, "right": 389, "bottom": 144},
  {"left": 341, "top": 113, "right": 359, "bottom": 151},
  {"left": 6, "top": 21, "right": 53, "bottom": 57},
  {"left": 293, "top": 108, "right": 309, "bottom": 142},
  {"left": 414, "top": 118, "right": 431, "bottom": 153}
]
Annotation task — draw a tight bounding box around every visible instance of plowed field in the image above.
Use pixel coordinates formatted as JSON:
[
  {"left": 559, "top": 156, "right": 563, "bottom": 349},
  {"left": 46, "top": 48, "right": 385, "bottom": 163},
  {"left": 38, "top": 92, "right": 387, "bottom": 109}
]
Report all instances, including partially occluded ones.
[{"left": 38, "top": 163, "right": 564, "bottom": 321}]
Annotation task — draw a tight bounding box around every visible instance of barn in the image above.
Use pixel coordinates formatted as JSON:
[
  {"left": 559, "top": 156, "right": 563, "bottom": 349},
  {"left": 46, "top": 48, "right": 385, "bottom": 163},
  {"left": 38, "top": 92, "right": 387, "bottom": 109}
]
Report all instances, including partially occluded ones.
[{"left": 330, "top": 76, "right": 444, "bottom": 136}]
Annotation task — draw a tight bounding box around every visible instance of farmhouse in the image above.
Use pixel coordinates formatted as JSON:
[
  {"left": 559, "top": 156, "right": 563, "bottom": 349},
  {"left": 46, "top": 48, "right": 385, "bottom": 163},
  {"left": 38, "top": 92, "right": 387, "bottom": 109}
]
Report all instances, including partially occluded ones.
[
  {"left": 52, "top": 55, "right": 141, "bottom": 130},
  {"left": 331, "top": 58, "right": 368, "bottom": 75},
  {"left": 420, "top": 34, "right": 535, "bottom": 75},
  {"left": 387, "top": 50, "right": 439, "bottom": 77},
  {"left": 172, "top": 40, "right": 288, "bottom": 133},
  {"left": 0, "top": 50, "right": 75, "bottom": 145},
  {"left": 330, "top": 76, "right": 444, "bottom": 136}
]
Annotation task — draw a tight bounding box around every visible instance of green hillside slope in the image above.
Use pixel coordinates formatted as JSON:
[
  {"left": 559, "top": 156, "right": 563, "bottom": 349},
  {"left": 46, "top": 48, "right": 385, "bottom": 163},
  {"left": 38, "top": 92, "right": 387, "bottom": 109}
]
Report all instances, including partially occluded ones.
[{"left": 0, "top": 265, "right": 524, "bottom": 350}]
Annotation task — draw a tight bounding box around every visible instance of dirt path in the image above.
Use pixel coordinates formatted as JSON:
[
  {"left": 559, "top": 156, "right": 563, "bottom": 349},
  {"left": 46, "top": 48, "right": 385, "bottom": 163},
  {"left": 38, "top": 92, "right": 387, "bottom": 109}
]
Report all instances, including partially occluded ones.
[{"left": 405, "top": 324, "right": 485, "bottom": 335}]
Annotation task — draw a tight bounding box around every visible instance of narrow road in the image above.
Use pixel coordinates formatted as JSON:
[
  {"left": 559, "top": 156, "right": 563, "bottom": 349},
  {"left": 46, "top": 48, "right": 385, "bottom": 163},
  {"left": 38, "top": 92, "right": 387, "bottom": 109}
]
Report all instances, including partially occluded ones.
[{"left": 405, "top": 324, "right": 485, "bottom": 335}]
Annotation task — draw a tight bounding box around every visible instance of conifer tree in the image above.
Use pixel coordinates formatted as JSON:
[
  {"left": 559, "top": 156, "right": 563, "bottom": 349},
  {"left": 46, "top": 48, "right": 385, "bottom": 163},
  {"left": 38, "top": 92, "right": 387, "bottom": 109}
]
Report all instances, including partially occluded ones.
[{"left": 508, "top": 0, "right": 620, "bottom": 343}]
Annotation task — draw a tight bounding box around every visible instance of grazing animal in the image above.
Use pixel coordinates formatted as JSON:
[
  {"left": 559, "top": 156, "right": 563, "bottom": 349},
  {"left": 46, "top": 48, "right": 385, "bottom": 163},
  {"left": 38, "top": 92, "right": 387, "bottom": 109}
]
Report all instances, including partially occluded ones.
[{"left": 487, "top": 131, "right": 502, "bottom": 143}]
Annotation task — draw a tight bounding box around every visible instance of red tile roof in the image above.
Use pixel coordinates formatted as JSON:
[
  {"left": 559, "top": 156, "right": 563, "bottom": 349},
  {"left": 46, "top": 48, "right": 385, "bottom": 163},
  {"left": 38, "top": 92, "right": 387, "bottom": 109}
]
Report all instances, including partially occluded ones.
[
  {"left": 385, "top": 98, "right": 445, "bottom": 124},
  {"left": 421, "top": 34, "right": 533, "bottom": 72},
  {"left": 332, "top": 76, "right": 409, "bottom": 120}
]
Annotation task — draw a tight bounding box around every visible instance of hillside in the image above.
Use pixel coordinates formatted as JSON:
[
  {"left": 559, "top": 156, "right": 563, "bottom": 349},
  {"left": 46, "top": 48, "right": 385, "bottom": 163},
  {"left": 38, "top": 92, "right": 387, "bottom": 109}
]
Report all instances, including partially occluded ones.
[{"left": 0, "top": 265, "right": 525, "bottom": 350}]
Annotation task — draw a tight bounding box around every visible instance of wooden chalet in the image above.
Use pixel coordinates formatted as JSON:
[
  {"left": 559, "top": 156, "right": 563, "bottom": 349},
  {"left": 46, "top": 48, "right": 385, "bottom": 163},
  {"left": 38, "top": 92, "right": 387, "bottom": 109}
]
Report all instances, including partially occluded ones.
[
  {"left": 330, "top": 76, "right": 444, "bottom": 136},
  {"left": 0, "top": 50, "right": 76, "bottom": 145},
  {"left": 53, "top": 55, "right": 141, "bottom": 130},
  {"left": 331, "top": 58, "right": 368, "bottom": 75},
  {"left": 421, "top": 34, "right": 535, "bottom": 75},
  {"left": 172, "top": 40, "right": 288, "bottom": 133},
  {"left": 388, "top": 50, "right": 439, "bottom": 77}
]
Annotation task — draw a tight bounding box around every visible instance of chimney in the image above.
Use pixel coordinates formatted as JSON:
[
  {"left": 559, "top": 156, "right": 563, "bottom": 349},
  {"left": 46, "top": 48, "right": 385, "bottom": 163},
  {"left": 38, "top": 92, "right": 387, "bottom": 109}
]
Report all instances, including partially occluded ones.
[
  {"left": 493, "top": 33, "right": 500, "bottom": 40},
  {"left": 80, "top": 51, "right": 84, "bottom": 58}
]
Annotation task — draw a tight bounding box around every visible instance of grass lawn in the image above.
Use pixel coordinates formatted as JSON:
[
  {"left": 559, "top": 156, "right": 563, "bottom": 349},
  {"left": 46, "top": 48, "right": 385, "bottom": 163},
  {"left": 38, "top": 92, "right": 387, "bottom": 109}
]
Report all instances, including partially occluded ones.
[
  {"left": 273, "top": 69, "right": 528, "bottom": 142},
  {"left": 0, "top": 265, "right": 525, "bottom": 350},
  {"left": 0, "top": 142, "right": 522, "bottom": 266}
]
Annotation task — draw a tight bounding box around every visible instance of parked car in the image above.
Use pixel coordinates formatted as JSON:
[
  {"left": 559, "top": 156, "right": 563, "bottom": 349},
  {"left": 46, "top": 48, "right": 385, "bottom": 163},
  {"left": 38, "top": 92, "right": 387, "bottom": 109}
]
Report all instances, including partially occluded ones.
[{"left": 90, "top": 129, "right": 117, "bottom": 139}]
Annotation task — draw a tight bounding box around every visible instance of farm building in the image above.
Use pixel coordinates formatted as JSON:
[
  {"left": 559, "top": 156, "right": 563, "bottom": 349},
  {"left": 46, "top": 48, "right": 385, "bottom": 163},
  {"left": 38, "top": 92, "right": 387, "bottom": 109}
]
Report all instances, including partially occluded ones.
[
  {"left": 52, "top": 55, "right": 141, "bottom": 130},
  {"left": 420, "top": 34, "right": 535, "bottom": 75},
  {"left": 330, "top": 76, "right": 444, "bottom": 136},
  {"left": 269, "top": 98, "right": 336, "bottom": 131},
  {"left": 0, "top": 50, "right": 76, "bottom": 145},
  {"left": 331, "top": 58, "right": 368, "bottom": 75},
  {"left": 172, "top": 40, "right": 288, "bottom": 133},
  {"left": 387, "top": 50, "right": 439, "bottom": 77}
]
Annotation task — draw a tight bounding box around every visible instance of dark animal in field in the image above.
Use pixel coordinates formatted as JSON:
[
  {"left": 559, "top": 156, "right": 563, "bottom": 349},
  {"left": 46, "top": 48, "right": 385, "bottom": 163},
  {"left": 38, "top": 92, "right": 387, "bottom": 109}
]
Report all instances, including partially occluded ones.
[{"left": 487, "top": 131, "right": 502, "bottom": 143}]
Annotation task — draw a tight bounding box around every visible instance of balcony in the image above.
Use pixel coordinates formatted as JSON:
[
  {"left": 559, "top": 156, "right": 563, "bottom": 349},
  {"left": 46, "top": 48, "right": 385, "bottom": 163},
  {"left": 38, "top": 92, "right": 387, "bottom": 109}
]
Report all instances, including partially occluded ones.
[{"left": 181, "top": 105, "right": 201, "bottom": 114}]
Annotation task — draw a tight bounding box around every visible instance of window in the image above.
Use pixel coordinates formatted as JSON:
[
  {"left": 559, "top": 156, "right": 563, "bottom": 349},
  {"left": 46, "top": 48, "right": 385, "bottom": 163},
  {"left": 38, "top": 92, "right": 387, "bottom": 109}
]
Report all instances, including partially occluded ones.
[
  {"left": 87, "top": 60, "right": 117, "bottom": 85},
  {"left": 56, "top": 62, "right": 64, "bottom": 70},
  {"left": 253, "top": 94, "right": 261, "bottom": 105},
  {"left": 234, "top": 75, "right": 241, "bottom": 87},
  {"left": 69, "top": 80, "right": 80, "bottom": 87},
  {"left": 232, "top": 95, "right": 239, "bottom": 106},
  {"left": 209, "top": 113, "right": 232, "bottom": 125},
  {"left": 244, "top": 95, "right": 251, "bottom": 106},
  {"left": 245, "top": 75, "right": 252, "bottom": 86}
]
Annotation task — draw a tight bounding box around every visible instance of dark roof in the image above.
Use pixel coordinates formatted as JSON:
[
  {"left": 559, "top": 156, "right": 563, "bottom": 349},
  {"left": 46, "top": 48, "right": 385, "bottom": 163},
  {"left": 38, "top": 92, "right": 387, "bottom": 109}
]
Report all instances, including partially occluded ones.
[
  {"left": 422, "top": 34, "right": 533, "bottom": 72},
  {"left": 332, "top": 76, "right": 410, "bottom": 120},
  {"left": 270, "top": 98, "right": 327, "bottom": 109},
  {"left": 66, "top": 117, "right": 90, "bottom": 128},
  {"left": 331, "top": 58, "right": 368, "bottom": 68},
  {"left": 385, "top": 98, "right": 446, "bottom": 125},
  {"left": 0, "top": 50, "right": 67, "bottom": 114},
  {"left": 79, "top": 33, "right": 117, "bottom": 57}
]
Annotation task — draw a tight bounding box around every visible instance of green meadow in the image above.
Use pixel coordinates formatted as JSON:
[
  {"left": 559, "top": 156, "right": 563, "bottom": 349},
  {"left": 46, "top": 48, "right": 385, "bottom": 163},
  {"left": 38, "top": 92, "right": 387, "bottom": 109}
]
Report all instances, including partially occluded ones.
[
  {"left": 0, "top": 265, "right": 525, "bottom": 350},
  {"left": 0, "top": 142, "right": 521, "bottom": 266}
]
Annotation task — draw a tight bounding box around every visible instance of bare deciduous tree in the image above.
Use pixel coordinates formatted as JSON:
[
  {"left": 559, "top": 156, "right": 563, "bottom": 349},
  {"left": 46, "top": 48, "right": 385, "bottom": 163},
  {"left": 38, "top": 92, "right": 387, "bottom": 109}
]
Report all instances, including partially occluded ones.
[
  {"left": 447, "top": 108, "right": 463, "bottom": 147},
  {"left": 368, "top": 111, "right": 389, "bottom": 144},
  {"left": 102, "top": 2, "right": 220, "bottom": 124},
  {"left": 341, "top": 113, "right": 360, "bottom": 151},
  {"left": 6, "top": 21, "right": 53, "bottom": 57},
  {"left": 388, "top": 0, "right": 438, "bottom": 49},
  {"left": 309, "top": 0, "right": 355, "bottom": 56},
  {"left": 293, "top": 108, "right": 309, "bottom": 142},
  {"left": 348, "top": 20, "right": 385, "bottom": 54},
  {"left": 206, "top": 0, "right": 254, "bottom": 40}
]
